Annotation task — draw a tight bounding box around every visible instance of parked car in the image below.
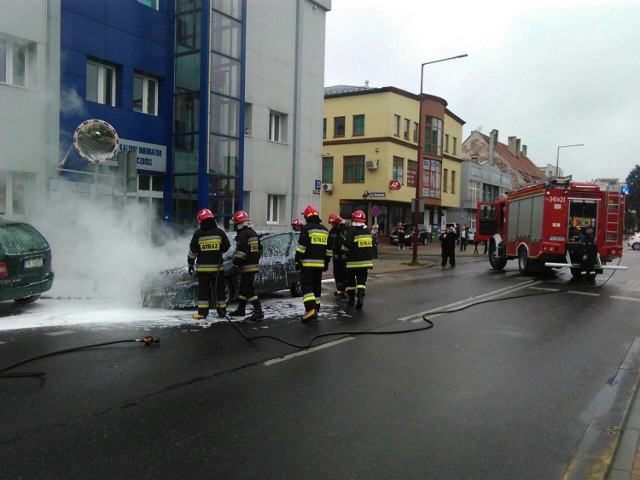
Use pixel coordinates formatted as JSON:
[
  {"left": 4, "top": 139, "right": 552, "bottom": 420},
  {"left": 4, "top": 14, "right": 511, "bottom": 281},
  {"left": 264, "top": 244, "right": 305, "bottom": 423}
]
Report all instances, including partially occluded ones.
[
  {"left": 390, "top": 224, "right": 429, "bottom": 245},
  {"left": 628, "top": 232, "right": 640, "bottom": 250},
  {"left": 0, "top": 219, "right": 54, "bottom": 304},
  {"left": 142, "top": 231, "right": 302, "bottom": 309}
]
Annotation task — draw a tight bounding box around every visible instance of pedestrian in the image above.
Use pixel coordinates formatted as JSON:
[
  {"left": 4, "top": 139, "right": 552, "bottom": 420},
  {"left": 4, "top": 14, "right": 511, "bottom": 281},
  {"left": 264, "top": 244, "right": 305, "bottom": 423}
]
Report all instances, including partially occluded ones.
[
  {"left": 579, "top": 225, "right": 598, "bottom": 286},
  {"left": 328, "top": 213, "right": 348, "bottom": 298},
  {"left": 228, "top": 210, "right": 264, "bottom": 321},
  {"left": 460, "top": 224, "right": 469, "bottom": 251},
  {"left": 439, "top": 225, "right": 457, "bottom": 267},
  {"left": 188, "top": 208, "right": 231, "bottom": 320},
  {"left": 295, "top": 205, "right": 332, "bottom": 323},
  {"left": 342, "top": 210, "right": 374, "bottom": 308},
  {"left": 371, "top": 223, "right": 379, "bottom": 259},
  {"left": 291, "top": 218, "right": 303, "bottom": 231},
  {"left": 397, "top": 222, "right": 405, "bottom": 250}
]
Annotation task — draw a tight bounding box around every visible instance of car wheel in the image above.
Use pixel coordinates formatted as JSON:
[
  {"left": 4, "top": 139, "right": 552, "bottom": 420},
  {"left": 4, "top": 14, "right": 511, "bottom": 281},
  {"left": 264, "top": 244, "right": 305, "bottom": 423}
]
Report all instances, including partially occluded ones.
[
  {"left": 421, "top": 236, "right": 427, "bottom": 245},
  {"left": 14, "top": 294, "right": 40, "bottom": 305},
  {"left": 488, "top": 243, "right": 507, "bottom": 271},
  {"left": 633, "top": 242, "right": 640, "bottom": 250},
  {"left": 290, "top": 281, "right": 303, "bottom": 297}
]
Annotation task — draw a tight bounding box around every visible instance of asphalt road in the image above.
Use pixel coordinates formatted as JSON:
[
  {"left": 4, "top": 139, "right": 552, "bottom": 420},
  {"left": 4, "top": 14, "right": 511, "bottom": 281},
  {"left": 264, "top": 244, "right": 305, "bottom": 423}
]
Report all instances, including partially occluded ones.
[{"left": 2, "top": 252, "right": 640, "bottom": 479}]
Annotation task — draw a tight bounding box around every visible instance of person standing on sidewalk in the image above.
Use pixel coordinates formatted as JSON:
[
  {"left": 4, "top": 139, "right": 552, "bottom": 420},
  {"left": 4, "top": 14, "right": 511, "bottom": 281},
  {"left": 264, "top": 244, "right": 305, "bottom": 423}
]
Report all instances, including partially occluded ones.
[
  {"left": 228, "top": 210, "right": 264, "bottom": 321},
  {"left": 439, "top": 225, "right": 457, "bottom": 268},
  {"left": 295, "top": 205, "right": 332, "bottom": 323},
  {"left": 328, "top": 213, "right": 347, "bottom": 298},
  {"left": 342, "top": 210, "right": 374, "bottom": 309},
  {"left": 460, "top": 224, "right": 469, "bottom": 251},
  {"left": 188, "top": 208, "right": 231, "bottom": 320},
  {"left": 397, "top": 222, "right": 405, "bottom": 250}
]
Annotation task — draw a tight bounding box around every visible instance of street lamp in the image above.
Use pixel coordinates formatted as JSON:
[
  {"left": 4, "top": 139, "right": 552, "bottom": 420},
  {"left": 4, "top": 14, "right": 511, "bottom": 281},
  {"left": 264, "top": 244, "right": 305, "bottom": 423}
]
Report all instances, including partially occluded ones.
[
  {"left": 412, "top": 54, "right": 468, "bottom": 263},
  {"left": 555, "top": 143, "right": 584, "bottom": 177}
]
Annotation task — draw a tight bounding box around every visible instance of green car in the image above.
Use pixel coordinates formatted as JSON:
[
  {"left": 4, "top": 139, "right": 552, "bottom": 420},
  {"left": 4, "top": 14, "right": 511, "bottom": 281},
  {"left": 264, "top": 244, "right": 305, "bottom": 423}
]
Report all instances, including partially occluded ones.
[{"left": 0, "top": 219, "right": 54, "bottom": 304}]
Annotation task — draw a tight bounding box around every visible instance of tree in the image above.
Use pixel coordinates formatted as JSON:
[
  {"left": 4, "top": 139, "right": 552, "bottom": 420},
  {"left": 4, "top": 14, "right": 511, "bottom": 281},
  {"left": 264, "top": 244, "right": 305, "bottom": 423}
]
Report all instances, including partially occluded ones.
[{"left": 625, "top": 164, "right": 640, "bottom": 231}]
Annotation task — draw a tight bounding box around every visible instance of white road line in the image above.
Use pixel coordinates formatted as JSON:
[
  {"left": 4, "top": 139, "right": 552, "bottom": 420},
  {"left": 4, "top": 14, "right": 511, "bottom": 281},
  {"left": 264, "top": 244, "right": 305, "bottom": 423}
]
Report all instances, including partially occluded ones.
[
  {"left": 567, "top": 291, "right": 600, "bottom": 297},
  {"left": 399, "top": 279, "right": 540, "bottom": 323},
  {"left": 611, "top": 295, "right": 640, "bottom": 303},
  {"left": 44, "top": 330, "right": 75, "bottom": 336},
  {"left": 529, "top": 286, "right": 561, "bottom": 292},
  {"left": 264, "top": 337, "right": 354, "bottom": 366}
]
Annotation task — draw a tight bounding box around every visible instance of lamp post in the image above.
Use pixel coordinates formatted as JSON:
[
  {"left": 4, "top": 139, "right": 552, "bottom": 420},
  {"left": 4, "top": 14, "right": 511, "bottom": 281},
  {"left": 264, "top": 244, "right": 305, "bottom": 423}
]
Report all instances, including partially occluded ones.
[
  {"left": 555, "top": 143, "right": 584, "bottom": 177},
  {"left": 412, "top": 54, "right": 468, "bottom": 263}
]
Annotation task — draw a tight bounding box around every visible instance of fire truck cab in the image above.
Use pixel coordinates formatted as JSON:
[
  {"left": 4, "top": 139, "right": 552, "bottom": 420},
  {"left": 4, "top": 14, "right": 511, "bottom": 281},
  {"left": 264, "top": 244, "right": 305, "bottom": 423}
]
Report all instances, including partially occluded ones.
[{"left": 475, "top": 177, "right": 627, "bottom": 278}]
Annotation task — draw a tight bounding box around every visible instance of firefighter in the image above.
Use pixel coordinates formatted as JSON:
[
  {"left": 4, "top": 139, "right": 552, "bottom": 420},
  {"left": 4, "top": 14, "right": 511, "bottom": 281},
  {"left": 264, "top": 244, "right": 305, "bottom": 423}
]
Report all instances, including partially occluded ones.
[
  {"left": 328, "top": 213, "right": 347, "bottom": 297},
  {"left": 228, "top": 210, "right": 264, "bottom": 321},
  {"left": 295, "top": 205, "right": 332, "bottom": 323},
  {"left": 342, "top": 210, "right": 374, "bottom": 308},
  {"left": 580, "top": 225, "right": 598, "bottom": 285},
  {"left": 188, "top": 208, "right": 231, "bottom": 320},
  {"left": 291, "top": 218, "right": 303, "bottom": 231}
]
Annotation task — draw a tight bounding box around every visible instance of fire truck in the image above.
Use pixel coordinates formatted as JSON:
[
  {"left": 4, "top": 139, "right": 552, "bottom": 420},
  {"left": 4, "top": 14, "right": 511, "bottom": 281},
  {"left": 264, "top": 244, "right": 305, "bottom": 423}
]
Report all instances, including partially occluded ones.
[{"left": 475, "top": 177, "right": 627, "bottom": 278}]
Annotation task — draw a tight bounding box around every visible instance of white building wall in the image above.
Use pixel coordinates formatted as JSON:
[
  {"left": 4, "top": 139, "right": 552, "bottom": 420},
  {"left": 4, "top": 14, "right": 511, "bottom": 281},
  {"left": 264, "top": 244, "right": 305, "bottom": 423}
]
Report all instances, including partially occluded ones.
[
  {"left": 0, "top": 0, "right": 60, "bottom": 220},
  {"left": 244, "top": 0, "right": 330, "bottom": 230}
]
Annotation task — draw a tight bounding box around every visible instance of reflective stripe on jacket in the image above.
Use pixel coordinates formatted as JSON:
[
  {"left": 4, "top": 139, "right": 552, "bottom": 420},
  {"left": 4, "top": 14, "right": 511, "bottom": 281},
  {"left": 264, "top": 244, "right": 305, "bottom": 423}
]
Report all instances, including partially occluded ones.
[
  {"left": 233, "top": 226, "right": 262, "bottom": 273},
  {"left": 296, "top": 222, "right": 332, "bottom": 268},
  {"left": 188, "top": 229, "right": 231, "bottom": 273},
  {"left": 342, "top": 226, "right": 374, "bottom": 269}
]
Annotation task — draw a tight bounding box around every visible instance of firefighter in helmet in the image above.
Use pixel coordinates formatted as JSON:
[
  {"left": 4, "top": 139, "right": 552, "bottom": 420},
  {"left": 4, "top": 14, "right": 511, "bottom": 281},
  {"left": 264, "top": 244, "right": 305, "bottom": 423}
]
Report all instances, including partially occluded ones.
[
  {"left": 342, "top": 210, "right": 374, "bottom": 308},
  {"left": 328, "top": 213, "right": 347, "bottom": 297},
  {"left": 188, "top": 208, "right": 231, "bottom": 320},
  {"left": 580, "top": 224, "right": 598, "bottom": 286},
  {"left": 291, "top": 218, "right": 303, "bottom": 231},
  {"left": 229, "top": 210, "right": 264, "bottom": 321},
  {"left": 295, "top": 205, "right": 332, "bottom": 322}
]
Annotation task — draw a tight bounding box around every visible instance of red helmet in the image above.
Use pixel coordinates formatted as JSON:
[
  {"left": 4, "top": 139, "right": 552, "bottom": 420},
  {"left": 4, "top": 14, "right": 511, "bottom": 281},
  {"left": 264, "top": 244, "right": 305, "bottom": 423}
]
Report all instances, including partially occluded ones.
[
  {"left": 292, "top": 219, "right": 303, "bottom": 227},
  {"left": 232, "top": 210, "right": 250, "bottom": 224},
  {"left": 197, "top": 208, "right": 214, "bottom": 223},
  {"left": 351, "top": 210, "right": 366, "bottom": 223},
  {"left": 302, "top": 205, "right": 319, "bottom": 219},
  {"left": 328, "top": 213, "right": 343, "bottom": 225}
]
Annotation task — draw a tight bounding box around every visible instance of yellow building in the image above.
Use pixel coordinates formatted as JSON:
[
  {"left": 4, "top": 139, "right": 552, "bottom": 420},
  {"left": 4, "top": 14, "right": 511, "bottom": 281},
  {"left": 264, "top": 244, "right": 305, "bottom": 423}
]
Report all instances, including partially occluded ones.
[{"left": 322, "top": 85, "right": 465, "bottom": 240}]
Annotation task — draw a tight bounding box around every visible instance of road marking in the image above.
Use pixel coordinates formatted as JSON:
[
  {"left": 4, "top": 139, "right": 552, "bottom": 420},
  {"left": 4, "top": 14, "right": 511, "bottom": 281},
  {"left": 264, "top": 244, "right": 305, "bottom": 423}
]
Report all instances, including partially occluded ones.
[
  {"left": 399, "top": 279, "right": 540, "bottom": 323},
  {"left": 529, "top": 286, "right": 561, "bottom": 292},
  {"left": 611, "top": 295, "right": 640, "bottom": 302},
  {"left": 0, "top": 340, "right": 5, "bottom": 345},
  {"left": 44, "top": 330, "right": 75, "bottom": 336},
  {"left": 567, "top": 291, "right": 600, "bottom": 297},
  {"left": 264, "top": 337, "right": 354, "bottom": 366}
]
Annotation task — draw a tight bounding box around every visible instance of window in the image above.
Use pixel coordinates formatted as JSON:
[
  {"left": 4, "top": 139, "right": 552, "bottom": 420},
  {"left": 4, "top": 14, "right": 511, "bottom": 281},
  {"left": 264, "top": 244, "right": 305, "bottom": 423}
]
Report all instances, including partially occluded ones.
[
  {"left": 353, "top": 114, "right": 365, "bottom": 136},
  {"left": 137, "top": 0, "right": 159, "bottom": 9},
  {"left": 322, "top": 118, "right": 326, "bottom": 139},
  {"left": 133, "top": 73, "right": 158, "bottom": 115},
  {"left": 87, "top": 59, "right": 116, "bottom": 106},
  {"left": 407, "top": 160, "right": 417, "bottom": 187},
  {"left": 334, "top": 116, "right": 345, "bottom": 137},
  {"left": 392, "top": 156, "right": 404, "bottom": 184},
  {"left": 451, "top": 171, "right": 456, "bottom": 194},
  {"left": 343, "top": 155, "right": 365, "bottom": 183},
  {"left": 393, "top": 114, "right": 400, "bottom": 136},
  {"left": 244, "top": 102, "right": 252, "bottom": 135},
  {"left": 424, "top": 116, "right": 443, "bottom": 155},
  {"left": 443, "top": 168, "right": 448, "bottom": 193},
  {"left": 444, "top": 134, "right": 450, "bottom": 153},
  {"left": 0, "top": 36, "right": 35, "bottom": 88},
  {"left": 469, "top": 180, "right": 481, "bottom": 202},
  {"left": 413, "top": 122, "right": 418, "bottom": 142},
  {"left": 452, "top": 137, "right": 458, "bottom": 155},
  {"left": 267, "top": 194, "right": 283, "bottom": 224},
  {"left": 269, "top": 110, "right": 287, "bottom": 142},
  {"left": 322, "top": 156, "right": 334, "bottom": 183},
  {"left": 403, "top": 118, "right": 410, "bottom": 140}
]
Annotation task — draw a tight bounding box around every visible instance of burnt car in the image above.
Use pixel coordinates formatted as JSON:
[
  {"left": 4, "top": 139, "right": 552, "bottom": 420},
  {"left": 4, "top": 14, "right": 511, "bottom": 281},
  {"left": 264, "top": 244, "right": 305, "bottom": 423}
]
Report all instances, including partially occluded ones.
[
  {"left": 390, "top": 223, "right": 429, "bottom": 245},
  {"left": 0, "top": 219, "right": 54, "bottom": 304},
  {"left": 142, "top": 231, "right": 302, "bottom": 309}
]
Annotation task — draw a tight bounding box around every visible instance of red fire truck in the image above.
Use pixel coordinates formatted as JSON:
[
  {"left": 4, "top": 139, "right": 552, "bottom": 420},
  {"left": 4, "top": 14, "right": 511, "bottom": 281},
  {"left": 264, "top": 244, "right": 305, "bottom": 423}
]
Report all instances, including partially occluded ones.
[{"left": 475, "top": 177, "right": 627, "bottom": 278}]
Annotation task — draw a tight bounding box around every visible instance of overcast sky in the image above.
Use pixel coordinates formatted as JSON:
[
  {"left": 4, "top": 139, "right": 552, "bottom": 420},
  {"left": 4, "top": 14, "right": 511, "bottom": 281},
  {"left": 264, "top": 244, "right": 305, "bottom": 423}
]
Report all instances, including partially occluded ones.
[{"left": 324, "top": 0, "right": 639, "bottom": 183}]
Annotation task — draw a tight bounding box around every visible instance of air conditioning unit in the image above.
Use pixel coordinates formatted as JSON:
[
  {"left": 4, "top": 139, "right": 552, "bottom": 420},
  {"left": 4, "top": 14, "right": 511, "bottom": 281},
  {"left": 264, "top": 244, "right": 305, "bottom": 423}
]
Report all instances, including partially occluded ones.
[
  {"left": 322, "top": 182, "right": 334, "bottom": 193},
  {"left": 365, "top": 159, "right": 379, "bottom": 170}
]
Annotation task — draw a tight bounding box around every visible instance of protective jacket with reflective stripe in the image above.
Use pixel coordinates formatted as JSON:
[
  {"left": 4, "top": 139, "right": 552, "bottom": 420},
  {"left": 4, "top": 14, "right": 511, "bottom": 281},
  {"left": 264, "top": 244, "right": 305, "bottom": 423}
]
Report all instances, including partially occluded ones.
[
  {"left": 295, "top": 221, "right": 332, "bottom": 268},
  {"left": 188, "top": 227, "right": 231, "bottom": 272},
  {"left": 342, "top": 225, "right": 374, "bottom": 269},
  {"left": 232, "top": 226, "right": 262, "bottom": 273}
]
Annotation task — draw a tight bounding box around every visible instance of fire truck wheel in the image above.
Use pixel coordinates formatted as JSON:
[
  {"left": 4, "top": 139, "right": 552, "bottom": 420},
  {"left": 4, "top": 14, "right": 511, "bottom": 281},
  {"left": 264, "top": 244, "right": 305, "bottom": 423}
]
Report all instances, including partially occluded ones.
[
  {"left": 488, "top": 242, "right": 507, "bottom": 270},
  {"left": 518, "top": 248, "right": 531, "bottom": 275}
]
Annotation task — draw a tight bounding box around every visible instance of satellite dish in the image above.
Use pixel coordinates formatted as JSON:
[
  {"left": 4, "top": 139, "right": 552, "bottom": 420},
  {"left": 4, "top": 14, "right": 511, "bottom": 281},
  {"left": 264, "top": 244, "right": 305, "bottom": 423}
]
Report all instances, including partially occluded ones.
[{"left": 72, "top": 119, "right": 119, "bottom": 165}]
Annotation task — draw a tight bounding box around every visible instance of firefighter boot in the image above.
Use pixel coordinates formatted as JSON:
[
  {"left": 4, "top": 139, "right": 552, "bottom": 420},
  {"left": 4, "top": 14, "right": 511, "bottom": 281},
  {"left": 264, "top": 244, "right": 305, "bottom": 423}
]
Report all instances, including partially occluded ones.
[
  {"left": 347, "top": 291, "right": 355, "bottom": 306},
  {"left": 229, "top": 300, "right": 247, "bottom": 317},
  {"left": 301, "top": 308, "right": 318, "bottom": 323},
  {"left": 248, "top": 300, "right": 264, "bottom": 322},
  {"left": 216, "top": 306, "right": 227, "bottom": 318},
  {"left": 192, "top": 312, "right": 207, "bottom": 320},
  {"left": 356, "top": 290, "right": 364, "bottom": 309}
]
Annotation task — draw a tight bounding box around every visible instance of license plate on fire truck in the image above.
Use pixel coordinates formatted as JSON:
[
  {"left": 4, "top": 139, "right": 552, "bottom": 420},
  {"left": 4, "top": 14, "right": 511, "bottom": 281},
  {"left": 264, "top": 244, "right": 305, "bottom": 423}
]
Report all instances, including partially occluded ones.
[{"left": 23, "top": 257, "right": 44, "bottom": 269}]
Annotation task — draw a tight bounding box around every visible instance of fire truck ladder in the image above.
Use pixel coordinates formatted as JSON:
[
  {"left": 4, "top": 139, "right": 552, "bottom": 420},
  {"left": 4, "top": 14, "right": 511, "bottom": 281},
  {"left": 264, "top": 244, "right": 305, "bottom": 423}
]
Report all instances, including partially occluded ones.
[{"left": 605, "top": 189, "right": 622, "bottom": 244}]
